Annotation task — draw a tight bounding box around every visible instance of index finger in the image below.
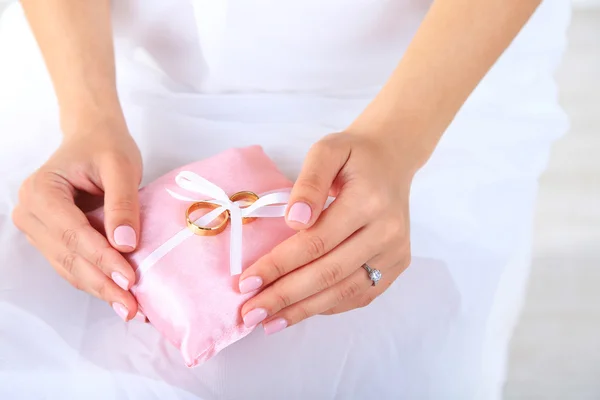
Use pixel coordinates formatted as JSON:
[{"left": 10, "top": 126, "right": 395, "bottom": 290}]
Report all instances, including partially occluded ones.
[
  {"left": 238, "top": 189, "right": 369, "bottom": 293},
  {"left": 285, "top": 137, "right": 350, "bottom": 229},
  {"left": 32, "top": 181, "right": 137, "bottom": 290}
]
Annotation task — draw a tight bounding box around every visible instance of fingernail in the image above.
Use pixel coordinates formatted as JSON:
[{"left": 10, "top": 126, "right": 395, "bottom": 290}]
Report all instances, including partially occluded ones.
[
  {"left": 114, "top": 225, "right": 136, "bottom": 249},
  {"left": 287, "top": 202, "right": 311, "bottom": 224},
  {"left": 112, "top": 303, "right": 129, "bottom": 322},
  {"left": 239, "top": 276, "right": 263, "bottom": 294},
  {"left": 111, "top": 271, "right": 130, "bottom": 291},
  {"left": 263, "top": 318, "right": 288, "bottom": 335},
  {"left": 243, "top": 308, "right": 268, "bottom": 328}
]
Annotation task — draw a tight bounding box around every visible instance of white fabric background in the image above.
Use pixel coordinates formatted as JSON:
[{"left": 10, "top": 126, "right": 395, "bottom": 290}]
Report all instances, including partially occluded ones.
[{"left": 0, "top": 1, "right": 570, "bottom": 398}]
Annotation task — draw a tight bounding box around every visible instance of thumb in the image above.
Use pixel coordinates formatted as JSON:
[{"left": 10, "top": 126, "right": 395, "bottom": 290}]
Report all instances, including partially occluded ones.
[
  {"left": 100, "top": 156, "right": 141, "bottom": 252},
  {"left": 287, "top": 137, "right": 350, "bottom": 229}
]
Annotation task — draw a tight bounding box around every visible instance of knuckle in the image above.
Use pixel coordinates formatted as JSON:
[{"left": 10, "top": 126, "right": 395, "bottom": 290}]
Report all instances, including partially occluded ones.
[
  {"left": 105, "top": 199, "right": 136, "bottom": 214},
  {"left": 394, "top": 238, "right": 411, "bottom": 264},
  {"left": 310, "top": 139, "right": 332, "bottom": 154},
  {"left": 317, "top": 262, "right": 344, "bottom": 291},
  {"left": 337, "top": 280, "right": 363, "bottom": 303},
  {"left": 18, "top": 176, "right": 34, "bottom": 203},
  {"left": 267, "top": 252, "right": 288, "bottom": 279},
  {"left": 365, "top": 193, "right": 386, "bottom": 215},
  {"left": 91, "top": 248, "right": 108, "bottom": 269},
  {"left": 313, "top": 138, "right": 331, "bottom": 149},
  {"left": 32, "top": 171, "right": 51, "bottom": 189},
  {"left": 60, "top": 252, "right": 77, "bottom": 274},
  {"left": 316, "top": 133, "right": 343, "bottom": 149},
  {"left": 40, "top": 170, "right": 72, "bottom": 199},
  {"left": 11, "top": 207, "right": 24, "bottom": 230},
  {"left": 104, "top": 151, "right": 132, "bottom": 168},
  {"left": 61, "top": 228, "right": 79, "bottom": 251},
  {"left": 103, "top": 153, "right": 142, "bottom": 181},
  {"left": 402, "top": 251, "right": 412, "bottom": 269},
  {"left": 303, "top": 233, "right": 327, "bottom": 259},
  {"left": 295, "top": 305, "right": 311, "bottom": 322},
  {"left": 96, "top": 280, "right": 112, "bottom": 300},
  {"left": 382, "top": 219, "right": 403, "bottom": 243},
  {"left": 68, "top": 277, "right": 84, "bottom": 292},
  {"left": 272, "top": 290, "right": 292, "bottom": 310},
  {"left": 296, "top": 176, "right": 324, "bottom": 200},
  {"left": 358, "top": 293, "right": 377, "bottom": 309}
]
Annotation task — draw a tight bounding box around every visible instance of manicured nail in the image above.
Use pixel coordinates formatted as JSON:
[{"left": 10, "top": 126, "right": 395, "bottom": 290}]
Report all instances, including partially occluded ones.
[
  {"left": 263, "top": 318, "right": 288, "bottom": 335},
  {"left": 111, "top": 271, "right": 130, "bottom": 291},
  {"left": 243, "top": 308, "right": 268, "bottom": 328},
  {"left": 112, "top": 302, "right": 129, "bottom": 322},
  {"left": 287, "top": 202, "right": 312, "bottom": 224},
  {"left": 114, "top": 225, "right": 136, "bottom": 249},
  {"left": 239, "top": 276, "right": 263, "bottom": 294}
]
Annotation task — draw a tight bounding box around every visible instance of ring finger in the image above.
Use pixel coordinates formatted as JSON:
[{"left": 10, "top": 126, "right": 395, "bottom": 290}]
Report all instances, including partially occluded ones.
[
  {"left": 261, "top": 258, "right": 387, "bottom": 334},
  {"left": 323, "top": 259, "right": 406, "bottom": 315},
  {"left": 241, "top": 226, "right": 381, "bottom": 321}
]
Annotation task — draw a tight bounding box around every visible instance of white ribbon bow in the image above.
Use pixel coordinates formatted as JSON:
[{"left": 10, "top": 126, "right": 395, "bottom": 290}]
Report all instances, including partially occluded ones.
[
  {"left": 136, "top": 171, "right": 333, "bottom": 280},
  {"left": 166, "top": 171, "right": 293, "bottom": 276}
]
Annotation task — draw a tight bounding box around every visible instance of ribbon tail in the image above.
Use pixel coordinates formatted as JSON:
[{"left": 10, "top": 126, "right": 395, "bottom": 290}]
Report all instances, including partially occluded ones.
[
  {"left": 229, "top": 204, "right": 243, "bottom": 275},
  {"left": 243, "top": 191, "right": 291, "bottom": 218}
]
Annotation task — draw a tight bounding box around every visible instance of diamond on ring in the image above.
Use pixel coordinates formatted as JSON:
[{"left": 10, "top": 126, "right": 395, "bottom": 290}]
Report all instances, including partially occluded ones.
[{"left": 363, "top": 264, "right": 382, "bottom": 286}]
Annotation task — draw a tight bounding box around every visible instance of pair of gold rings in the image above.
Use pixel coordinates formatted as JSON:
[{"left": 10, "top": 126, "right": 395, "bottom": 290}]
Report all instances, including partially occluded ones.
[{"left": 185, "top": 191, "right": 259, "bottom": 236}]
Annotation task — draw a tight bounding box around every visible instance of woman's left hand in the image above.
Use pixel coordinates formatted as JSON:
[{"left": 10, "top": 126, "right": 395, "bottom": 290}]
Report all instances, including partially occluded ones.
[{"left": 238, "top": 128, "right": 428, "bottom": 335}]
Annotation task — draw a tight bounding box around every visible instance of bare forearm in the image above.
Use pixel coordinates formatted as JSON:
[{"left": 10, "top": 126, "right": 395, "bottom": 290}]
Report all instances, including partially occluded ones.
[
  {"left": 21, "top": 0, "right": 124, "bottom": 135},
  {"left": 352, "top": 0, "right": 541, "bottom": 165}
]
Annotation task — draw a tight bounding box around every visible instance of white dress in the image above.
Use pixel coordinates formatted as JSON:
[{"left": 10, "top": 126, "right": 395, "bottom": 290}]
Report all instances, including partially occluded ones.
[{"left": 0, "top": 1, "right": 570, "bottom": 399}]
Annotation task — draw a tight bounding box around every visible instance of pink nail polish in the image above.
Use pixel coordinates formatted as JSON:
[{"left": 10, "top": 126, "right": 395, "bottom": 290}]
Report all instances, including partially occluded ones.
[
  {"left": 287, "top": 202, "right": 312, "bottom": 224},
  {"left": 239, "top": 276, "right": 263, "bottom": 294},
  {"left": 263, "top": 318, "right": 288, "bottom": 335},
  {"left": 111, "top": 271, "right": 130, "bottom": 291},
  {"left": 243, "top": 308, "right": 268, "bottom": 328},
  {"left": 114, "top": 225, "right": 137, "bottom": 249},
  {"left": 112, "top": 303, "right": 129, "bottom": 322}
]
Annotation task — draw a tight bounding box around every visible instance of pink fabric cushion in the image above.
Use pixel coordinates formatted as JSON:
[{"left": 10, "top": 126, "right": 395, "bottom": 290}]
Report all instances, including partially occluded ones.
[{"left": 87, "top": 146, "right": 295, "bottom": 366}]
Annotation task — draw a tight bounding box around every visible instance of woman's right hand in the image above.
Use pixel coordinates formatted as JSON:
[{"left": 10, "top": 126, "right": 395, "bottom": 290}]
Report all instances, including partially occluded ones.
[{"left": 12, "top": 117, "right": 144, "bottom": 322}]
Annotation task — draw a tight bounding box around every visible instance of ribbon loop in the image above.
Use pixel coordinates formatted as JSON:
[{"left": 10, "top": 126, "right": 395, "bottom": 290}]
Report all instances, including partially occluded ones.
[{"left": 174, "top": 171, "right": 230, "bottom": 201}]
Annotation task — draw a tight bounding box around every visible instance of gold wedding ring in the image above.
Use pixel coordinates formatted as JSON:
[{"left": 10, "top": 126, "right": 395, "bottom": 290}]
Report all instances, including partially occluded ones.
[
  {"left": 185, "top": 191, "right": 260, "bottom": 236},
  {"left": 229, "top": 191, "right": 260, "bottom": 224},
  {"left": 186, "top": 201, "right": 230, "bottom": 236}
]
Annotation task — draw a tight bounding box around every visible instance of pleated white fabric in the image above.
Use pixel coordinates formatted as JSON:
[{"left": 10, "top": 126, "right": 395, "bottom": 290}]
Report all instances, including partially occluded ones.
[{"left": 0, "top": 1, "right": 570, "bottom": 399}]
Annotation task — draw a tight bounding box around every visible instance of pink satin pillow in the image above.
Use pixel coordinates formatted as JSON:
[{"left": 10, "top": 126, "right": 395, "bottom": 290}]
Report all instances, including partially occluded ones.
[{"left": 87, "top": 146, "right": 295, "bottom": 366}]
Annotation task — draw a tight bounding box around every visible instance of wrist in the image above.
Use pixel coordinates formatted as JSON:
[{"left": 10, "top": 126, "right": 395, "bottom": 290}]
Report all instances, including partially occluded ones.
[
  {"left": 348, "top": 109, "right": 439, "bottom": 173},
  {"left": 59, "top": 95, "right": 129, "bottom": 140}
]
